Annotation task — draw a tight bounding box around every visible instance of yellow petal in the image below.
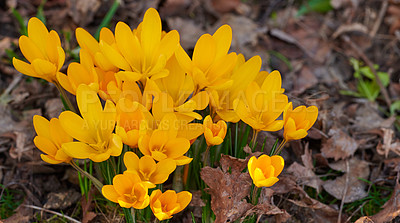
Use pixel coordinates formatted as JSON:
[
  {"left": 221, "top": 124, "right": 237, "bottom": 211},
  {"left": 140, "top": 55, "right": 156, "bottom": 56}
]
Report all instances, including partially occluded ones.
[
  {"left": 139, "top": 155, "right": 157, "bottom": 177},
  {"left": 175, "top": 191, "right": 192, "bottom": 213},
  {"left": 115, "top": 22, "right": 142, "bottom": 70},
  {"left": 108, "top": 134, "right": 123, "bottom": 156},
  {"left": 27, "top": 17, "right": 49, "bottom": 56},
  {"left": 141, "top": 8, "right": 162, "bottom": 62},
  {"left": 158, "top": 30, "right": 179, "bottom": 60},
  {"left": 102, "top": 185, "right": 119, "bottom": 203},
  {"left": 76, "top": 27, "right": 100, "bottom": 55},
  {"left": 59, "top": 111, "right": 96, "bottom": 144},
  {"left": 41, "top": 154, "right": 63, "bottom": 164},
  {"left": 212, "top": 24, "right": 232, "bottom": 60},
  {"left": 33, "top": 115, "right": 50, "bottom": 139},
  {"left": 76, "top": 84, "right": 102, "bottom": 128},
  {"left": 34, "top": 136, "right": 57, "bottom": 156},
  {"left": 62, "top": 142, "right": 96, "bottom": 159},
  {"left": 12, "top": 58, "right": 38, "bottom": 78},
  {"left": 32, "top": 59, "right": 56, "bottom": 79},
  {"left": 175, "top": 46, "right": 192, "bottom": 72},
  {"left": 174, "top": 156, "right": 193, "bottom": 166},
  {"left": 124, "top": 151, "right": 140, "bottom": 172},
  {"left": 19, "top": 35, "right": 45, "bottom": 63},
  {"left": 56, "top": 72, "right": 75, "bottom": 94},
  {"left": 100, "top": 40, "right": 131, "bottom": 71},
  {"left": 271, "top": 155, "right": 284, "bottom": 177},
  {"left": 192, "top": 34, "right": 216, "bottom": 72}
]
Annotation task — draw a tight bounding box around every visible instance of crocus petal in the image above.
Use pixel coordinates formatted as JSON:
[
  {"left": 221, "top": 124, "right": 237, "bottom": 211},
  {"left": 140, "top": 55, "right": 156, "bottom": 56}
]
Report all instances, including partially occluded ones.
[
  {"left": 62, "top": 142, "right": 96, "bottom": 159},
  {"left": 102, "top": 185, "right": 119, "bottom": 203}
]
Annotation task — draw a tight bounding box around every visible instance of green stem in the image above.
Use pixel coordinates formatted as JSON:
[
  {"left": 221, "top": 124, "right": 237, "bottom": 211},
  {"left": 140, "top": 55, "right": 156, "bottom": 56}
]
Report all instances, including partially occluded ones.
[
  {"left": 70, "top": 161, "right": 103, "bottom": 193},
  {"left": 251, "top": 185, "right": 260, "bottom": 205},
  {"left": 122, "top": 207, "right": 135, "bottom": 223},
  {"left": 251, "top": 130, "right": 259, "bottom": 149},
  {"left": 94, "top": 0, "right": 120, "bottom": 40},
  {"left": 273, "top": 139, "right": 287, "bottom": 155},
  {"left": 203, "top": 145, "right": 211, "bottom": 166},
  {"left": 55, "top": 82, "right": 76, "bottom": 113}
]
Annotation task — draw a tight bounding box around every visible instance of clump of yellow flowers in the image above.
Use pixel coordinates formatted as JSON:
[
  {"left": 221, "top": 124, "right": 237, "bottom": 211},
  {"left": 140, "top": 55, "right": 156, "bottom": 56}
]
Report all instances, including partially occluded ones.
[{"left": 14, "top": 7, "right": 318, "bottom": 221}]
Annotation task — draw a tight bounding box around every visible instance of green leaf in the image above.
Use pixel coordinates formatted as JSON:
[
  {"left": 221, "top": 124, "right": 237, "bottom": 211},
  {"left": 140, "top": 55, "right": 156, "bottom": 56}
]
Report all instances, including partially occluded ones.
[
  {"left": 297, "top": 0, "right": 333, "bottom": 16},
  {"left": 377, "top": 71, "right": 390, "bottom": 87},
  {"left": 390, "top": 100, "right": 400, "bottom": 115}
]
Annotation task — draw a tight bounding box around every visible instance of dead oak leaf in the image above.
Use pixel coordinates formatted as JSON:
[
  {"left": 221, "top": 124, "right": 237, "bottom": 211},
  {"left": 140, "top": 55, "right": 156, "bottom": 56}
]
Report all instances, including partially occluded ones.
[
  {"left": 377, "top": 128, "right": 400, "bottom": 157},
  {"left": 323, "top": 157, "right": 369, "bottom": 203},
  {"left": 287, "top": 146, "right": 323, "bottom": 192},
  {"left": 200, "top": 165, "right": 252, "bottom": 223},
  {"left": 321, "top": 126, "right": 358, "bottom": 161}
]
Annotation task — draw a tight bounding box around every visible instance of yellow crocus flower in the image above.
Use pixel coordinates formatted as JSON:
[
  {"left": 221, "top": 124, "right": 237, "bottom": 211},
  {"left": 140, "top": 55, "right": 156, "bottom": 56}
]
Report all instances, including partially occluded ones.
[
  {"left": 33, "top": 115, "right": 73, "bottom": 164},
  {"left": 149, "top": 189, "right": 192, "bottom": 221},
  {"left": 76, "top": 27, "right": 118, "bottom": 72},
  {"left": 175, "top": 24, "right": 237, "bottom": 90},
  {"left": 124, "top": 152, "right": 176, "bottom": 188},
  {"left": 57, "top": 49, "right": 99, "bottom": 95},
  {"left": 138, "top": 113, "right": 192, "bottom": 165},
  {"left": 116, "top": 98, "right": 155, "bottom": 148},
  {"left": 151, "top": 55, "right": 209, "bottom": 122},
  {"left": 13, "top": 17, "right": 65, "bottom": 83},
  {"left": 59, "top": 84, "right": 122, "bottom": 162},
  {"left": 283, "top": 102, "right": 318, "bottom": 141},
  {"left": 208, "top": 54, "right": 261, "bottom": 122},
  {"left": 203, "top": 115, "right": 227, "bottom": 146},
  {"left": 234, "top": 71, "right": 288, "bottom": 132},
  {"left": 100, "top": 8, "right": 179, "bottom": 82},
  {"left": 102, "top": 172, "right": 150, "bottom": 209},
  {"left": 248, "top": 155, "right": 284, "bottom": 187}
]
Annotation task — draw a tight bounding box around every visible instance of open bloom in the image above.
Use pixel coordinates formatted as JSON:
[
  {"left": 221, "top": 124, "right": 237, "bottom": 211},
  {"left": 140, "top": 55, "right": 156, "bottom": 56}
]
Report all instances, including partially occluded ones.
[
  {"left": 234, "top": 71, "right": 288, "bottom": 132},
  {"left": 150, "top": 190, "right": 192, "bottom": 221},
  {"left": 138, "top": 114, "right": 192, "bottom": 165},
  {"left": 102, "top": 172, "right": 150, "bottom": 209},
  {"left": 248, "top": 155, "right": 284, "bottom": 187},
  {"left": 57, "top": 49, "right": 99, "bottom": 94},
  {"left": 59, "top": 84, "right": 122, "bottom": 162},
  {"left": 203, "top": 115, "right": 227, "bottom": 146},
  {"left": 13, "top": 17, "right": 65, "bottom": 83},
  {"left": 33, "top": 115, "right": 73, "bottom": 164},
  {"left": 124, "top": 152, "right": 176, "bottom": 188},
  {"left": 283, "top": 102, "right": 318, "bottom": 141},
  {"left": 208, "top": 54, "right": 261, "bottom": 122},
  {"left": 175, "top": 24, "right": 237, "bottom": 90},
  {"left": 116, "top": 98, "right": 155, "bottom": 148},
  {"left": 100, "top": 8, "right": 179, "bottom": 82}
]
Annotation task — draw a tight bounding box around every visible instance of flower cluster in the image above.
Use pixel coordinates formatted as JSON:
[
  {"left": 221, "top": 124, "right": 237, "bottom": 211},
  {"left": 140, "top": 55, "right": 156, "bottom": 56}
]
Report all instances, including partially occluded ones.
[{"left": 14, "top": 7, "right": 318, "bottom": 221}]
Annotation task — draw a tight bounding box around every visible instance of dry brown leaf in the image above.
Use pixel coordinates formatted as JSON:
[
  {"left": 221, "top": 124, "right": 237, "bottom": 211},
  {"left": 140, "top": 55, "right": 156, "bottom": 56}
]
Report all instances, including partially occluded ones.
[
  {"left": 45, "top": 98, "right": 64, "bottom": 118},
  {"left": 354, "top": 103, "right": 394, "bottom": 131},
  {"left": 211, "top": 0, "right": 240, "bottom": 13},
  {"left": 200, "top": 155, "right": 252, "bottom": 223},
  {"left": 294, "top": 66, "right": 318, "bottom": 95},
  {"left": 272, "top": 174, "right": 342, "bottom": 222},
  {"left": 166, "top": 17, "right": 204, "bottom": 49},
  {"left": 67, "top": 0, "right": 101, "bottom": 26},
  {"left": 321, "top": 126, "right": 358, "bottom": 161},
  {"left": 370, "top": 174, "right": 400, "bottom": 222},
  {"left": 323, "top": 157, "right": 369, "bottom": 203},
  {"left": 43, "top": 189, "right": 81, "bottom": 209},
  {"left": 243, "top": 188, "right": 291, "bottom": 223},
  {"left": 376, "top": 128, "right": 400, "bottom": 157}
]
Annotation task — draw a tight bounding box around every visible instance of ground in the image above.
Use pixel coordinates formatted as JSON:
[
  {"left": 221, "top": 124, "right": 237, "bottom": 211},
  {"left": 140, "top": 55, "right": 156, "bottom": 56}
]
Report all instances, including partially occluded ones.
[{"left": 1, "top": 0, "right": 400, "bottom": 222}]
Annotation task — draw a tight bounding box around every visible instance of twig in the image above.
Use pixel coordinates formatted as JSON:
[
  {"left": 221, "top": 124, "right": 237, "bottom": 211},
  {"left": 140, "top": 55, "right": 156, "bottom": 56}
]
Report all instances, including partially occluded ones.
[
  {"left": 342, "top": 35, "right": 392, "bottom": 108},
  {"left": 338, "top": 160, "right": 350, "bottom": 223},
  {"left": 370, "top": 0, "right": 389, "bottom": 38},
  {"left": 22, "top": 204, "right": 81, "bottom": 223}
]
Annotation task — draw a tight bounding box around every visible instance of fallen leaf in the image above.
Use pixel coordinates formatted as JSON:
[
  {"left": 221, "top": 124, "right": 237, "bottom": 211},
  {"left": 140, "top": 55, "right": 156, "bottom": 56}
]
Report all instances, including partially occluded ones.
[
  {"left": 67, "top": 0, "right": 101, "bottom": 26},
  {"left": 200, "top": 155, "right": 252, "bottom": 223},
  {"left": 160, "top": 0, "right": 191, "bottom": 16},
  {"left": 166, "top": 17, "right": 204, "bottom": 50},
  {"left": 321, "top": 126, "right": 359, "bottom": 161},
  {"left": 370, "top": 174, "right": 400, "bottom": 222},
  {"left": 293, "top": 65, "right": 318, "bottom": 94},
  {"left": 243, "top": 188, "right": 291, "bottom": 223},
  {"left": 353, "top": 103, "right": 394, "bottom": 131},
  {"left": 323, "top": 157, "right": 369, "bottom": 203},
  {"left": 376, "top": 128, "right": 400, "bottom": 157},
  {"left": 211, "top": 0, "right": 240, "bottom": 13},
  {"left": 43, "top": 189, "right": 81, "bottom": 209},
  {"left": 45, "top": 98, "right": 64, "bottom": 118},
  {"left": 272, "top": 174, "right": 342, "bottom": 222}
]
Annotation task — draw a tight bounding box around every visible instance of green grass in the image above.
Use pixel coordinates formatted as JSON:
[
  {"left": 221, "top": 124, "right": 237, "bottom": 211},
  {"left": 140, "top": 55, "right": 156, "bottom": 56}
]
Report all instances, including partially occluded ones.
[{"left": 0, "top": 185, "right": 24, "bottom": 219}]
